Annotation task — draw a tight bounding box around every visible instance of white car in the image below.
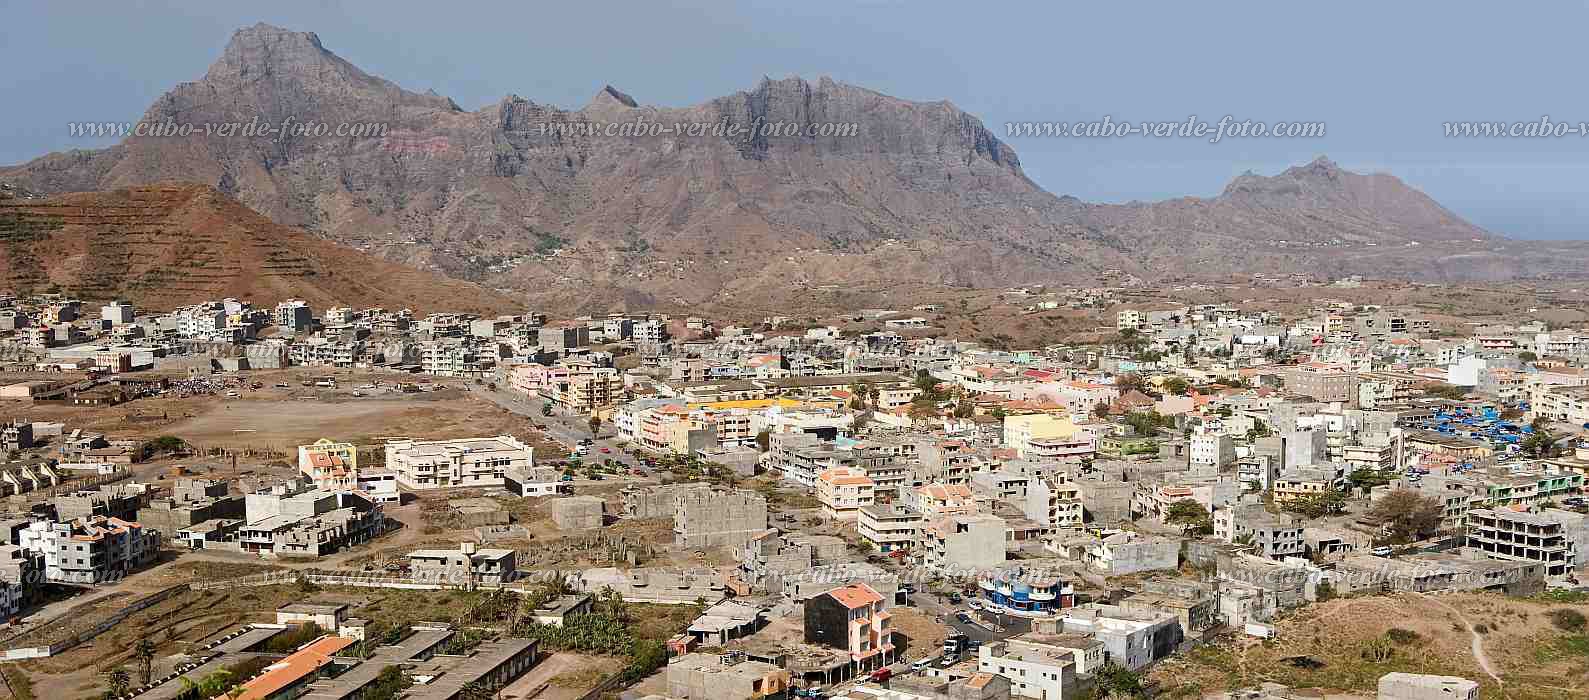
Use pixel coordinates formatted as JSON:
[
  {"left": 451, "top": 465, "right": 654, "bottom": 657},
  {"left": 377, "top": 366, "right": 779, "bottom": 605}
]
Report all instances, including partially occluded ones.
[{"left": 966, "top": 599, "right": 982, "bottom": 610}]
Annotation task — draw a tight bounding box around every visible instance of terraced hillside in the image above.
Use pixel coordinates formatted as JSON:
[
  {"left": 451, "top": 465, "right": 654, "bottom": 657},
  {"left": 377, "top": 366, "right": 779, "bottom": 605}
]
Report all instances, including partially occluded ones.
[{"left": 0, "top": 184, "right": 518, "bottom": 313}]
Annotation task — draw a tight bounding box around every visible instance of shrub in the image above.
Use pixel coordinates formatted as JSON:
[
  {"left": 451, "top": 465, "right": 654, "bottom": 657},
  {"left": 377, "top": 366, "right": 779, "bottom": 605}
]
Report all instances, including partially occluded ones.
[
  {"left": 1549, "top": 608, "right": 1588, "bottom": 633},
  {"left": 1384, "top": 628, "right": 1423, "bottom": 645}
]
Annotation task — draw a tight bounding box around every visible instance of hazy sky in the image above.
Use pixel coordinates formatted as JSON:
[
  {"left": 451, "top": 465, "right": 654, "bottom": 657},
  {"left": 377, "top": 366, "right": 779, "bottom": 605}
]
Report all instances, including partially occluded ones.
[{"left": 4, "top": 0, "right": 1588, "bottom": 239}]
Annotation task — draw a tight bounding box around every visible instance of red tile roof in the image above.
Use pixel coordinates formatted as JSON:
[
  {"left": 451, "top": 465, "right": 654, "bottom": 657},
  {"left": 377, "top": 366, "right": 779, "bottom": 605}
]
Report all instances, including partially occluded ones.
[{"left": 826, "top": 583, "right": 883, "bottom": 609}]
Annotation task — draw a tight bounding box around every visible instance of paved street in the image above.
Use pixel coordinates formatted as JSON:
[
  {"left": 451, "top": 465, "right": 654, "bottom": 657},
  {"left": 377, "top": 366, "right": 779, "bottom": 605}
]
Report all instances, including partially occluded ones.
[{"left": 475, "top": 384, "right": 641, "bottom": 470}]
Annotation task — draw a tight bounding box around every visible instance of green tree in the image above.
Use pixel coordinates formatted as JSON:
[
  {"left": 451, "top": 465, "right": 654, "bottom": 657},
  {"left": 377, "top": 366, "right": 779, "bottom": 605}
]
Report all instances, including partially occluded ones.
[
  {"left": 1347, "top": 468, "right": 1393, "bottom": 492},
  {"left": 913, "top": 371, "right": 945, "bottom": 400},
  {"left": 1114, "top": 373, "right": 1148, "bottom": 395},
  {"left": 1523, "top": 426, "right": 1557, "bottom": 458},
  {"left": 1089, "top": 663, "right": 1146, "bottom": 699},
  {"left": 1161, "top": 377, "right": 1190, "bottom": 396},
  {"left": 1165, "top": 499, "right": 1212, "bottom": 535},
  {"left": 588, "top": 415, "right": 603, "bottom": 438},
  {"left": 908, "top": 397, "right": 940, "bottom": 421},
  {"left": 365, "top": 666, "right": 413, "bottom": 700},
  {"left": 1280, "top": 490, "right": 1348, "bottom": 519},
  {"left": 106, "top": 667, "right": 131, "bottom": 697},
  {"left": 1367, "top": 489, "right": 1444, "bottom": 543},
  {"left": 1424, "top": 383, "right": 1469, "bottom": 400},
  {"left": 1123, "top": 411, "right": 1172, "bottom": 437},
  {"left": 141, "top": 435, "right": 188, "bottom": 460},
  {"left": 541, "top": 402, "right": 553, "bottom": 417},
  {"left": 1519, "top": 350, "right": 1538, "bottom": 363},
  {"left": 754, "top": 430, "right": 771, "bottom": 452}
]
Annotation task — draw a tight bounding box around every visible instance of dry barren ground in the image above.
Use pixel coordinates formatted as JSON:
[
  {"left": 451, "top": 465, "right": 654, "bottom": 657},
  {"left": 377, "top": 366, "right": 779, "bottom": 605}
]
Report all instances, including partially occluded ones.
[{"left": 1149, "top": 591, "right": 1589, "bottom": 699}]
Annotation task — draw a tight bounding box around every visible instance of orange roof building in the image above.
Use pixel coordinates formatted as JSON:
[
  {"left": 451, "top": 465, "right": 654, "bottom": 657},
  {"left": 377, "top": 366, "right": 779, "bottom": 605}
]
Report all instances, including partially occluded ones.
[{"left": 235, "top": 635, "right": 355, "bottom": 700}]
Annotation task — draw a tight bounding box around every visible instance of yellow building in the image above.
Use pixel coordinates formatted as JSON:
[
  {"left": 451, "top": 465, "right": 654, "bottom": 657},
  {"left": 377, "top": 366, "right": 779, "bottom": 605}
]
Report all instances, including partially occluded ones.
[{"left": 298, "top": 438, "right": 359, "bottom": 489}]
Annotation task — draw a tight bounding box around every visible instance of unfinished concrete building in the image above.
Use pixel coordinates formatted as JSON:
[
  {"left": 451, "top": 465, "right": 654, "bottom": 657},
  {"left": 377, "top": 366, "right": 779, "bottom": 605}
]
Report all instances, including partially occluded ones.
[
  {"left": 55, "top": 483, "right": 149, "bottom": 521},
  {"left": 675, "top": 488, "right": 768, "bottom": 549},
  {"left": 735, "top": 531, "right": 849, "bottom": 595},
  {"left": 551, "top": 495, "right": 605, "bottom": 531},
  {"left": 137, "top": 492, "right": 245, "bottom": 537},
  {"left": 666, "top": 652, "right": 789, "bottom": 700},
  {"left": 622, "top": 482, "right": 711, "bottom": 519}
]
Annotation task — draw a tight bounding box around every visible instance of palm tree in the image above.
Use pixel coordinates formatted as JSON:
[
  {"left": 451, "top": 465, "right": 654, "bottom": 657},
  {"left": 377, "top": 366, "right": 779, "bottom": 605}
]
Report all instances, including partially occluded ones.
[
  {"left": 106, "top": 667, "right": 131, "bottom": 697},
  {"left": 134, "top": 638, "right": 157, "bottom": 686}
]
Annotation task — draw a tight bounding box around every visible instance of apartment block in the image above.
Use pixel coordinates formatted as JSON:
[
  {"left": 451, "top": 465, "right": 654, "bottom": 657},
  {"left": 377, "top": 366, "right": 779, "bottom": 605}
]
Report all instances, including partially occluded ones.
[
  {"left": 858, "top": 503, "right": 922, "bottom": 553},
  {"left": 21, "top": 516, "right": 160, "bottom": 584},
  {"left": 275, "top": 300, "right": 314, "bottom": 332},
  {"left": 0, "top": 545, "right": 38, "bottom": 619},
  {"left": 1213, "top": 504, "right": 1305, "bottom": 560},
  {"left": 920, "top": 513, "right": 1007, "bottom": 573},
  {"left": 1054, "top": 604, "right": 1181, "bottom": 671},
  {"left": 1282, "top": 363, "right": 1359, "bottom": 405},
  {"left": 977, "top": 637, "right": 1079, "bottom": 700},
  {"left": 384, "top": 435, "right": 533, "bottom": 490},
  {"left": 817, "top": 466, "right": 876, "bottom": 521},
  {"left": 1189, "top": 433, "right": 1234, "bottom": 468},
  {"left": 803, "top": 583, "right": 896, "bottom": 671}
]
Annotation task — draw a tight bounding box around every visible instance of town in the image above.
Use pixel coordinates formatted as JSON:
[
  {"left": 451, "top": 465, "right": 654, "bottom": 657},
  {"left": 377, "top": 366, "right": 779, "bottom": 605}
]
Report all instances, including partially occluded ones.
[{"left": 0, "top": 287, "right": 1583, "bottom": 700}]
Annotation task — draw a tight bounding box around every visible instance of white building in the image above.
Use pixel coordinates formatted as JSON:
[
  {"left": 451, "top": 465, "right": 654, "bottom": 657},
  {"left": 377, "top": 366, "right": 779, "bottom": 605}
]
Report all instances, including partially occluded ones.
[
  {"left": 100, "top": 301, "right": 135, "bottom": 325},
  {"left": 978, "top": 637, "right": 1080, "bottom": 700},
  {"left": 21, "top": 516, "right": 160, "bottom": 584},
  {"left": 384, "top": 435, "right": 533, "bottom": 490},
  {"left": 816, "top": 467, "right": 875, "bottom": 521},
  {"left": 1189, "top": 434, "right": 1234, "bottom": 469}
]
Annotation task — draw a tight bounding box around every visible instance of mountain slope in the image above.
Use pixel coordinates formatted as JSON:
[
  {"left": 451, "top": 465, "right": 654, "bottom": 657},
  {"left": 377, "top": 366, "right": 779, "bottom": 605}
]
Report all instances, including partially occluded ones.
[
  {"left": 1, "top": 23, "right": 1574, "bottom": 313},
  {"left": 0, "top": 183, "right": 517, "bottom": 313}
]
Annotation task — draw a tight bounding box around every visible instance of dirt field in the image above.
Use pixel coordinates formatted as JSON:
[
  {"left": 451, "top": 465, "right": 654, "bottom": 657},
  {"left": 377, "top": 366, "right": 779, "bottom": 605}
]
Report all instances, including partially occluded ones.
[
  {"left": 1148, "top": 591, "right": 1589, "bottom": 699},
  {"left": 4, "top": 369, "right": 564, "bottom": 469}
]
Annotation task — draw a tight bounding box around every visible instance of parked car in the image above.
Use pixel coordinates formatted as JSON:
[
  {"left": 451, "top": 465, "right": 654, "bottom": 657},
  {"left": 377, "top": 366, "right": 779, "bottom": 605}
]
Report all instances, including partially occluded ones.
[
  {"left": 1371, "top": 546, "right": 1394, "bottom": 556},
  {"left": 911, "top": 659, "right": 931, "bottom": 672},
  {"left": 869, "top": 668, "right": 892, "bottom": 682}
]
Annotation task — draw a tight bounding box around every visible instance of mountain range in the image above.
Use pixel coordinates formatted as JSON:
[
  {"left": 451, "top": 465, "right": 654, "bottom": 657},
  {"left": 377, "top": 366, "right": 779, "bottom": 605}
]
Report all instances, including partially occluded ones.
[{"left": 5, "top": 23, "right": 1586, "bottom": 313}]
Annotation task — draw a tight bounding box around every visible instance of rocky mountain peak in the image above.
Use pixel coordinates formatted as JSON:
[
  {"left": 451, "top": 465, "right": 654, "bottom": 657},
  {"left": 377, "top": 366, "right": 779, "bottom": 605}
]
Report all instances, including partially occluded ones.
[
  {"left": 589, "top": 85, "right": 638, "bottom": 109},
  {"left": 208, "top": 23, "right": 336, "bottom": 80}
]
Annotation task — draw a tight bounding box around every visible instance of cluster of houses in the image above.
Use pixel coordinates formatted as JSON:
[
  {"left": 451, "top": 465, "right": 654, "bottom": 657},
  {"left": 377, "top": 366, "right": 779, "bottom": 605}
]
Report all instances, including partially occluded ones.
[{"left": 5, "top": 289, "right": 1583, "bottom": 697}]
